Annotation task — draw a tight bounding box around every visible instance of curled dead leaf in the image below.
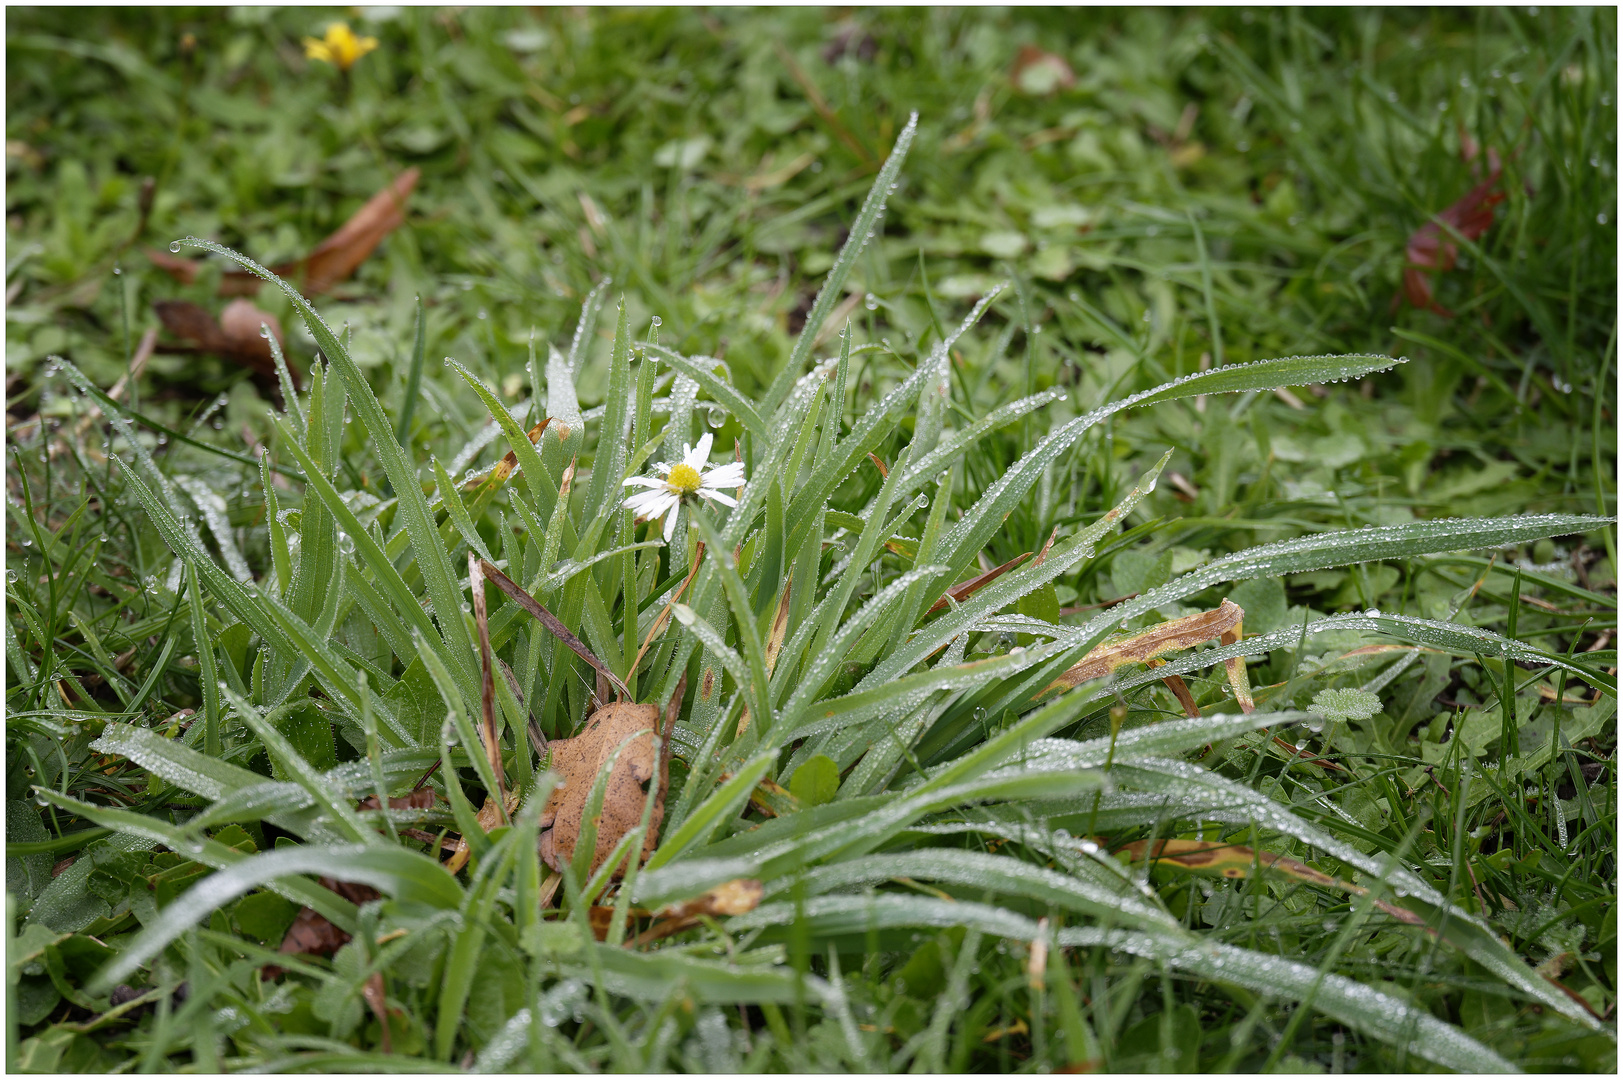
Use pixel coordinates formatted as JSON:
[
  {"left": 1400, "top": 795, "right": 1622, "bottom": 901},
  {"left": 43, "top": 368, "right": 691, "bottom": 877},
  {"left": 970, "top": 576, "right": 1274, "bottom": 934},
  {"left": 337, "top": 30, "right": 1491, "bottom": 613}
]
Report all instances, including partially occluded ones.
[
  {"left": 539, "top": 701, "right": 672, "bottom": 877},
  {"left": 154, "top": 298, "right": 291, "bottom": 381},
  {"left": 296, "top": 168, "right": 419, "bottom": 295},
  {"left": 147, "top": 168, "right": 419, "bottom": 298}
]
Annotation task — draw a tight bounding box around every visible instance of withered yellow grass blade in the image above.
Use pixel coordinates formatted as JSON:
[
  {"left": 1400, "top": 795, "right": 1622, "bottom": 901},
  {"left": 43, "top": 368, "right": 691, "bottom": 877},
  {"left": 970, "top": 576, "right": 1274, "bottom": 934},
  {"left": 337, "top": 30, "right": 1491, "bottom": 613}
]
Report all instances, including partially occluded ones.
[
  {"left": 1047, "top": 598, "right": 1247, "bottom": 697},
  {"left": 461, "top": 416, "right": 563, "bottom": 491},
  {"left": 1116, "top": 838, "right": 1425, "bottom": 926}
]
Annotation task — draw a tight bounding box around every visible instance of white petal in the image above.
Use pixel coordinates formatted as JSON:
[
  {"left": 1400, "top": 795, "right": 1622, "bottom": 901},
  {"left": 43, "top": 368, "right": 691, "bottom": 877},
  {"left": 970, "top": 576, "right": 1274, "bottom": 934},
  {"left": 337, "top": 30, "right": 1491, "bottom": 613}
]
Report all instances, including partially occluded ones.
[
  {"left": 663, "top": 506, "right": 680, "bottom": 543},
  {"left": 623, "top": 475, "right": 668, "bottom": 489},
  {"left": 625, "top": 490, "right": 678, "bottom": 517},
  {"left": 701, "top": 463, "right": 746, "bottom": 489},
  {"left": 686, "top": 432, "right": 714, "bottom": 469},
  {"left": 697, "top": 489, "right": 738, "bottom": 508}
]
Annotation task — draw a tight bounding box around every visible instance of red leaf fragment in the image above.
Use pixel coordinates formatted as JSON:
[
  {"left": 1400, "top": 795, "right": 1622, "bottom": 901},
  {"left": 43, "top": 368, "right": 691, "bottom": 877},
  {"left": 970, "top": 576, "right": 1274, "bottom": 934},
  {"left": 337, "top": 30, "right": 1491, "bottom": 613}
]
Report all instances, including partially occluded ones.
[
  {"left": 261, "top": 877, "right": 382, "bottom": 978},
  {"left": 1398, "top": 142, "right": 1505, "bottom": 317}
]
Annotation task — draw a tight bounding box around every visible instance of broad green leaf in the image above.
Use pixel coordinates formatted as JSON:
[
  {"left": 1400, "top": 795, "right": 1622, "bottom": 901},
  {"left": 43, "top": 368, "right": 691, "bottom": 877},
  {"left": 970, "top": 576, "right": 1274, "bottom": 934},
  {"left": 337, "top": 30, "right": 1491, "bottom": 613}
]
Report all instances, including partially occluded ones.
[
  {"left": 790, "top": 755, "right": 840, "bottom": 807},
  {"left": 221, "top": 687, "right": 373, "bottom": 845}
]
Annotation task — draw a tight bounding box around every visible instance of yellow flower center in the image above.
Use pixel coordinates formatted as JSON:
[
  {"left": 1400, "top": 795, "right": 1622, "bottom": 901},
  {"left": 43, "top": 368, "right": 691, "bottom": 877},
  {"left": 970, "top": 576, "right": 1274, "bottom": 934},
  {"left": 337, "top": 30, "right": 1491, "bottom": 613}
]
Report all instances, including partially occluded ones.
[{"left": 666, "top": 463, "right": 703, "bottom": 495}]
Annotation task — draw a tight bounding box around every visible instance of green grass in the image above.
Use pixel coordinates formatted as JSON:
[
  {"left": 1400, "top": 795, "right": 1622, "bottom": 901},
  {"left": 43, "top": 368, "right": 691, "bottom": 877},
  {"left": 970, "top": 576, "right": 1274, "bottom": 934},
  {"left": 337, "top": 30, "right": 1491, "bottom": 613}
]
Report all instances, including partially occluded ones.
[{"left": 5, "top": 7, "right": 1617, "bottom": 1073}]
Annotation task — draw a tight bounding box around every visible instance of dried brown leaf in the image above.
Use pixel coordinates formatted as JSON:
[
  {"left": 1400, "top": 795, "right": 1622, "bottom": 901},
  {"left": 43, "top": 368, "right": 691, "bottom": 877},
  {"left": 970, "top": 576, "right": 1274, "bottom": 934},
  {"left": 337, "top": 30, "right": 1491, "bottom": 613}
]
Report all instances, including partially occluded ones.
[
  {"left": 539, "top": 701, "right": 671, "bottom": 877},
  {"left": 1398, "top": 145, "right": 1505, "bottom": 316},
  {"left": 146, "top": 168, "right": 418, "bottom": 299},
  {"left": 926, "top": 552, "right": 1032, "bottom": 616},
  {"left": 1046, "top": 598, "right": 1245, "bottom": 692},
  {"left": 631, "top": 878, "right": 766, "bottom": 946},
  {"left": 154, "top": 298, "right": 289, "bottom": 381},
  {"left": 297, "top": 168, "right": 420, "bottom": 295},
  {"left": 444, "top": 790, "right": 520, "bottom": 875},
  {"left": 266, "top": 876, "right": 383, "bottom": 975},
  {"left": 662, "top": 878, "right": 764, "bottom": 920}
]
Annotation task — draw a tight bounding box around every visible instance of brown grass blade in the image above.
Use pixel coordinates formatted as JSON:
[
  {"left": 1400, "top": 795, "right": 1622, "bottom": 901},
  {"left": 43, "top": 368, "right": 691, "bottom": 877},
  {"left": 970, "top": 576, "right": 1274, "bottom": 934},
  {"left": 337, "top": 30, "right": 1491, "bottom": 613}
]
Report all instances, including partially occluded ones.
[
  {"left": 926, "top": 552, "right": 1033, "bottom": 617},
  {"left": 1047, "top": 598, "right": 1245, "bottom": 692},
  {"left": 461, "top": 417, "right": 557, "bottom": 491},
  {"left": 1117, "top": 838, "right": 1424, "bottom": 926},
  {"left": 478, "top": 558, "right": 631, "bottom": 702},
  {"left": 468, "top": 554, "right": 509, "bottom": 821}
]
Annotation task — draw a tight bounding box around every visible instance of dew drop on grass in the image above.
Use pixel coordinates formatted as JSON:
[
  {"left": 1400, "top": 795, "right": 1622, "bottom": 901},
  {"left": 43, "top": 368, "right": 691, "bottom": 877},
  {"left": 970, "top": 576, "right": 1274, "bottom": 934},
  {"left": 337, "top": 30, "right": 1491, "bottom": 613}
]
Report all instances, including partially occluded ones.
[
  {"left": 864, "top": 292, "right": 878, "bottom": 311},
  {"left": 169, "top": 241, "right": 182, "bottom": 253}
]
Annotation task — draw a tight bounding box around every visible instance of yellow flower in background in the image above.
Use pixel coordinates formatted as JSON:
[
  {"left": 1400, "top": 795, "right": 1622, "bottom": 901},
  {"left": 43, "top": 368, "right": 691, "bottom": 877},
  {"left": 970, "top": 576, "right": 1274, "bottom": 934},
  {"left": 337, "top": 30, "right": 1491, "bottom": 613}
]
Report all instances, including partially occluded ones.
[{"left": 303, "top": 22, "right": 378, "bottom": 71}]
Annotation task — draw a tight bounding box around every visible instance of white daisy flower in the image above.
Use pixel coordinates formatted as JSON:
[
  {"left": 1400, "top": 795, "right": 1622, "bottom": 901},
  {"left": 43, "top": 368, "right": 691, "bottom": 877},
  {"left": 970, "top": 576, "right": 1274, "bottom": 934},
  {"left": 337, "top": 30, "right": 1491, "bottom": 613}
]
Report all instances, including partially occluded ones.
[{"left": 621, "top": 432, "right": 746, "bottom": 543}]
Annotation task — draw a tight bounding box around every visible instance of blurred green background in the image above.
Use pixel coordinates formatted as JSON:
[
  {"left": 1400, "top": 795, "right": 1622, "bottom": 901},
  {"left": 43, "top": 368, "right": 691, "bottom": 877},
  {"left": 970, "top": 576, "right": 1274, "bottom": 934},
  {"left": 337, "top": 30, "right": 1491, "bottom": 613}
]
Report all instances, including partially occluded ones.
[{"left": 7, "top": 6, "right": 1613, "bottom": 518}]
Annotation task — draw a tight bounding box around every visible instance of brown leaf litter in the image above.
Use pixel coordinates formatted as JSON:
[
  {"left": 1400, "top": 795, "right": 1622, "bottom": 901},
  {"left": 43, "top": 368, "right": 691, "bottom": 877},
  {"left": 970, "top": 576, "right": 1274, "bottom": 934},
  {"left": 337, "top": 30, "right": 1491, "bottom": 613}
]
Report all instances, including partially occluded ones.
[
  {"left": 153, "top": 297, "right": 291, "bottom": 382},
  {"left": 539, "top": 700, "right": 674, "bottom": 878},
  {"left": 147, "top": 168, "right": 419, "bottom": 299}
]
